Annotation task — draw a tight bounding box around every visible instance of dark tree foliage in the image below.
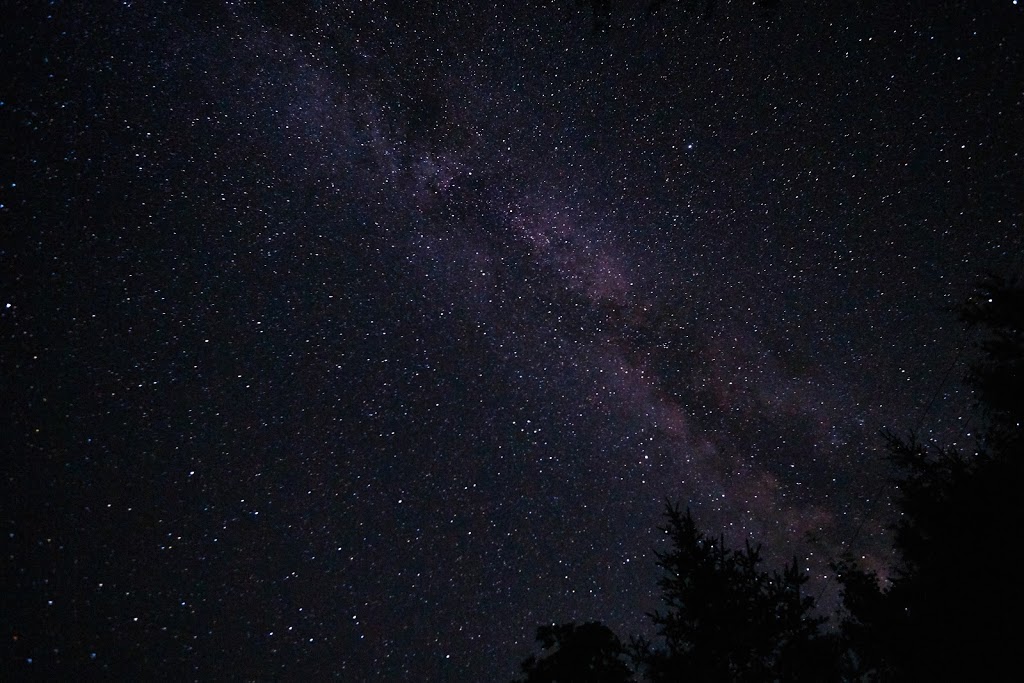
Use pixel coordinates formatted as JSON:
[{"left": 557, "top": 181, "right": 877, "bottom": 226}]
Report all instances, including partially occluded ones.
[
  {"left": 834, "top": 277, "right": 1024, "bottom": 680},
  {"left": 514, "top": 505, "right": 839, "bottom": 682},
  {"left": 961, "top": 275, "right": 1024, "bottom": 454},
  {"left": 639, "top": 504, "right": 836, "bottom": 682},
  {"left": 514, "top": 277, "right": 1022, "bottom": 682},
  {"left": 514, "top": 621, "right": 633, "bottom": 683}
]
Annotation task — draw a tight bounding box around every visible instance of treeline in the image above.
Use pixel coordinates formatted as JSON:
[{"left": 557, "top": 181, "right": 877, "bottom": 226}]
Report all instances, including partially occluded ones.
[{"left": 513, "top": 276, "right": 1024, "bottom": 681}]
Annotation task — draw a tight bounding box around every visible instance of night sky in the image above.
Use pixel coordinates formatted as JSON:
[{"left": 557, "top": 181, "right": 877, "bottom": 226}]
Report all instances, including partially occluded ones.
[{"left": 4, "top": 1, "right": 1023, "bottom": 679}]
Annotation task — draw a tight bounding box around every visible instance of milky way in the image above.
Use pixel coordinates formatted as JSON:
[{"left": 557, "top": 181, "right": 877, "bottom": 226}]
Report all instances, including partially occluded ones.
[{"left": 5, "top": 1, "right": 1023, "bottom": 679}]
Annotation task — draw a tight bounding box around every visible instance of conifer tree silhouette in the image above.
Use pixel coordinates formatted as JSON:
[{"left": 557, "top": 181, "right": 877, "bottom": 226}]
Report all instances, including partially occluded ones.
[
  {"left": 514, "top": 621, "right": 633, "bottom": 683},
  {"left": 514, "top": 276, "right": 1022, "bottom": 682},
  {"left": 638, "top": 504, "right": 836, "bottom": 682},
  {"left": 514, "top": 505, "right": 839, "bottom": 681},
  {"left": 834, "top": 276, "right": 1024, "bottom": 680}
]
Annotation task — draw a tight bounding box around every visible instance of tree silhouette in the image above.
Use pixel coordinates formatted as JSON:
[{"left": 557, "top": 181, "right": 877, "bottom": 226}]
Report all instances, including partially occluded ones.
[
  {"left": 514, "top": 276, "right": 1022, "bottom": 681},
  {"left": 834, "top": 276, "right": 1024, "bottom": 680},
  {"left": 514, "top": 505, "right": 839, "bottom": 681},
  {"left": 638, "top": 504, "right": 837, "bottom": 682},
  {"left": 961, "top": 275, "right": 1024, "bottom": 454},
  {"left": 514, "top": 621, "right": 634, "bottom": 683}
]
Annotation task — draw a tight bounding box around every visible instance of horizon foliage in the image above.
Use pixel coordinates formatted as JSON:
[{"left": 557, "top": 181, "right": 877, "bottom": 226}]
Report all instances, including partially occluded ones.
[{"left": 515, "top": 276, "right": 1024, "bottom": 682}]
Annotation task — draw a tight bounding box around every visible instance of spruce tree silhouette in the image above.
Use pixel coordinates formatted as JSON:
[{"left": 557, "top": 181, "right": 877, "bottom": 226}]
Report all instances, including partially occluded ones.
[
  {"left": 961, "top": 275, "right": 1024, "bottom": 454},
  {"left": 834, "top": 276, "right": 1024, "bottom": 681},
  {"left": 514, "top": 504, "right": 839, "bottom": 682},
  {"left": 637, "top": 503, "right": 837, "bottom": 682},
  {"left": 514, "top": 277, "right": 1021, "bottom": 681},
  {"left": 514, "top": 621, "right": 633, "bottom": 683}
]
